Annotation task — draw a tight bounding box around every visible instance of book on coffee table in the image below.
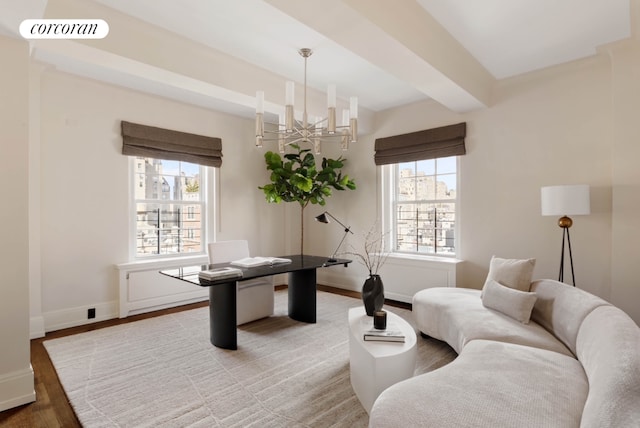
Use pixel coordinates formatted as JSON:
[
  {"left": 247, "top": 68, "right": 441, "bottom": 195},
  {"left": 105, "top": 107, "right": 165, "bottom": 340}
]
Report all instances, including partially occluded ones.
[{"left": 363, "top": 328, "right": 406, "bottom": 342}]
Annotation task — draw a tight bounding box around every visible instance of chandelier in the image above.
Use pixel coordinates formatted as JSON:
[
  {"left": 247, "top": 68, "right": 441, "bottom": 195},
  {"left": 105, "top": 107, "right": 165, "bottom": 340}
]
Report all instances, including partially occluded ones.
[{"left": 255, "top": 48, "right": 358, "bottom": 154}]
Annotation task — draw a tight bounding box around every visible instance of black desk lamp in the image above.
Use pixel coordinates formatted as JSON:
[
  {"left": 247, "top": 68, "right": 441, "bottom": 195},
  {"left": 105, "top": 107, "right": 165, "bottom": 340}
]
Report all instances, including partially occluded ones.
[{"left": 315, "top": 211, "right": 354, "bottom": 262}]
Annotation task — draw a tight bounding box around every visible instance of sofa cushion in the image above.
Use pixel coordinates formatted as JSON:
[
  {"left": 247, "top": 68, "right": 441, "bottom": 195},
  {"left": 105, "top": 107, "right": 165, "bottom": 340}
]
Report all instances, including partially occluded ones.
[
  {"left": 413, "top": 287, "right": 572, "bottom": 356},
  {"left": 530, "top": 279, "right": 609, "bottom": 355},
  {"left": 482, "top": 279, "right": 537, "bottom": 323},
  {"left": 576, "top": 306, "right": 640, "bottom": 428},
  {"left": 484, "top": 256, "right": 536, "bottom": 292},
  {"left": 370, "top": 340, "right": 588, "bottom": 428}
]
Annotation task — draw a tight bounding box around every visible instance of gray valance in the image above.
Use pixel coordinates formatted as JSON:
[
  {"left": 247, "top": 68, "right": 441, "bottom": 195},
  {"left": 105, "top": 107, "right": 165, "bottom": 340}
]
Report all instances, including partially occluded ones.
[
  {"left": 121, "top": 121, "right": 222, "bottom": 167},
  {"left": 374, "top": 122, "right": 466, "bottom": 165}
]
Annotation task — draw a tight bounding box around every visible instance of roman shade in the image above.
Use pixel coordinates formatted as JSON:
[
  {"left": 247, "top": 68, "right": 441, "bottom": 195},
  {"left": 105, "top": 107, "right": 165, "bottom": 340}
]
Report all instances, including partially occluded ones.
[
  {"left": 121, "top": 121, "right": 223, "bottom": 167},
  {"left": 374, "top": 122, "right": 466, "bottom": 165}
]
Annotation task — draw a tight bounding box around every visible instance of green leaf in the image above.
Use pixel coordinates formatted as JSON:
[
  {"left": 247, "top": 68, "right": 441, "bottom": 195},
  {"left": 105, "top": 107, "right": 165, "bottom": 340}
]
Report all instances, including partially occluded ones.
[
  {"left": 327, "top": 158, "right": 344, "bottom": 169},
  {"left": 302, "top": 152, "right": 316, "bottom": 168},
  {"left": 265, "top": 151, "right": 282, "bottom": 166},
  {"left": 291, "top": 173, "right": 313, "bottom": 192}
]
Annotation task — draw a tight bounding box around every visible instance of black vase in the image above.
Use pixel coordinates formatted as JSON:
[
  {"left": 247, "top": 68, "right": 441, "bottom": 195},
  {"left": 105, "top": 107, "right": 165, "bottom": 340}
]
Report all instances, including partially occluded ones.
[{"left": 362, "top": 274, "right": 384, "bottom": 316}]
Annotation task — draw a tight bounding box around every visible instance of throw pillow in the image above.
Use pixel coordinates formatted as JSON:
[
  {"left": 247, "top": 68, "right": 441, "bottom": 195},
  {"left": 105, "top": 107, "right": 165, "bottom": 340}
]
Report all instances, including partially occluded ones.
[
  {"left": 485, "top": 256, "right": 536, "bottom": 292},
  {"left": 482, "top": 279, "right": 538, "bottom": 324}
]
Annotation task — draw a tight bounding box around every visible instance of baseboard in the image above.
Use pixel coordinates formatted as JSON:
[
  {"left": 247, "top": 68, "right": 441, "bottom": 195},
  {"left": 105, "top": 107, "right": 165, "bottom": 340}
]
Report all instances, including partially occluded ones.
[
  {"left": 124, "top": 294, "right": 209, "bottom": 317},
  {"left": 0, "top": 366, "right": 35, "bottom": 412},
  {"left": 30, "top": 315, "right": 45, "bottom": 339},
  {"left": 43, "top": 300, "right": 119, "bottom": 333},
  {"left": 383, "top": 291, "right": 412, "bottom": 304}
]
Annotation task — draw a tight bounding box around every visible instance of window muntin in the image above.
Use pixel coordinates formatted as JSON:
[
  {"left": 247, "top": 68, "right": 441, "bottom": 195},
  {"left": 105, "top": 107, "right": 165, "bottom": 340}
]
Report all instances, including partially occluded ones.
[
  {"left": 392, "top": 157, "right": 457, "bottom": 256},
  {"left": 133, "top": 157, "right": 205, "bottom": 258}
]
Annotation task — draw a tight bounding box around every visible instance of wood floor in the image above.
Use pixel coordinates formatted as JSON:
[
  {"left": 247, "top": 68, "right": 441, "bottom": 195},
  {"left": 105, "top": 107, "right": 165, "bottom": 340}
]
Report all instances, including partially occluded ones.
[{"left": 0, "top": 286, "right": 411, "bottom": 428}]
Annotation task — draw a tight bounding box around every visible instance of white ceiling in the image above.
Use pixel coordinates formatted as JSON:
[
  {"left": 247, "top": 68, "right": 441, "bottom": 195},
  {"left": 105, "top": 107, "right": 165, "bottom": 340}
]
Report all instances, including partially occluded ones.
[
  {"left": 0, "top": 0, "right": 632, "bottom": 117},
  {"left": 417, "top": 0, "right": 631, "bottom": 79}
]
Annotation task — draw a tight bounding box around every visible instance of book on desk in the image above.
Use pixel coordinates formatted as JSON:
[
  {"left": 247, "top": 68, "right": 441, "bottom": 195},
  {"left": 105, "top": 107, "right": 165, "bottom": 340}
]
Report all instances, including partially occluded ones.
[
  {"left": 230, "top": 257, "right": 292, "bottom": 268},
  {"left": 198, "top": 267, "right": 243, "bottom": 281}
]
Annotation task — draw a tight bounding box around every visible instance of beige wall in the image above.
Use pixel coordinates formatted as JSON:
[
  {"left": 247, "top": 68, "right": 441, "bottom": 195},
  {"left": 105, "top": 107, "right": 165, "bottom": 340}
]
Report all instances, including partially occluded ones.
[{"left": 0, "top": 36, "right": 35, "bottom": 411}]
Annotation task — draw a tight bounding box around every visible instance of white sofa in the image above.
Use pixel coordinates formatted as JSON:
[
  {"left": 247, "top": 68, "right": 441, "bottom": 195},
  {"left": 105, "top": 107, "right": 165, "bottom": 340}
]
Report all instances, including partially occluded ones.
[{"left": 369, "top": 279, "right": 640, "bottom": 427}]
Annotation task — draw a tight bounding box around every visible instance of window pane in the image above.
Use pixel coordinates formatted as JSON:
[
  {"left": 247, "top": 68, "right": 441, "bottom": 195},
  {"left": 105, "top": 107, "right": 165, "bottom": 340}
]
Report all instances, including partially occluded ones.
[
  {"left": 436, "top": 173, "right": 456, "bottom": 200},
  {"left": 160, "top": 176, "right": 172, "bottom": 199},
  {"left": 398, "top": 162, "right": 415, "bottom": 173},
  {"left": 416, "top": 159, "right": 435, "bottom": 175},
  {"left": 182, "top": 176, "right": 201, "bottom": 201},
  {"left": 416, "top": 174, "right": 435, "bottom": 200},
  {"left": 437, "top": 157, "right": 456, "bottom": 174},
  {"left": 398, "top": 167, "right": 415, "bottom": 200},
  {"left": 136, "top": 203, "right": 160, "bottom": 255}
]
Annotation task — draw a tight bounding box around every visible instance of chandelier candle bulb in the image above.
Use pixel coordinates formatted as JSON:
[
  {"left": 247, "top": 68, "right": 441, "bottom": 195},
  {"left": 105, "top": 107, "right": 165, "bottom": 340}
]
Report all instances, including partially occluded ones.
[
  {"left": 255, "top": 113, "right": 264, "bottom": 146},
  {"left": 341, "top": 109, "right": 350, "bottom": 150},
  {"left": 350, "top": 118, "right": 358, "bottom": 143},
  {"left": 341, "top": 134, "right": 349, "bottom": 150},
  {"left": 328, "top": 107, "right": 336, "bottom": 133},
  {"left": 313, "top": 115, "right": 321, "bottom": 154},
  {"left": 285, "top": 104, "right": 294, "bottom": 132},
  {"left": 278, "top": 112, "right": 286, "bottom": 153},
  {"left": 327, "top": 84, "right": 336, "bottom": 134},
  {"left": 350, "top": 96, "right": 358, "bottom": 119},
  {"left": 285, "top": 81, "right": 295, "bottom": 106},
  {"left": 327, "top": 84, "right": 336, "bottom": 107},
  {"left": 256, "top": 90, "right": 264, "bottom": 114}
]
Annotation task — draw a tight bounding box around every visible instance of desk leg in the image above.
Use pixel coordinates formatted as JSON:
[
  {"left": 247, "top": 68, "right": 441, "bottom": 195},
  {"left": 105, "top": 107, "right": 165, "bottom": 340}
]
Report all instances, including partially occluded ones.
[
  {"left": 288, "top": 269, "right": 316, "bottom": 323},
  {"left": 209, "top": 281, "right": 237, "bottom": 350}
]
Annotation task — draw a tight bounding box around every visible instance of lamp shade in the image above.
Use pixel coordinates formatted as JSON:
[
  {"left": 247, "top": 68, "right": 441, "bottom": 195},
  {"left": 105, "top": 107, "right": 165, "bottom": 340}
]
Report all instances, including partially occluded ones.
[
  {"left": 315, "top": 212, "right": 329, "bottom": 224},
  {"left": 541, "top": 185, "right": 591, "bottom": 216}
]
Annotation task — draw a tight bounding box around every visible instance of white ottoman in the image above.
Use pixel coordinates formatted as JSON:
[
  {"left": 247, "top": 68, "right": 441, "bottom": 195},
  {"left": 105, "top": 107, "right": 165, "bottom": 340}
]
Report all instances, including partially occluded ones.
[{"left": 348, "top": 307, "right": 417, "bottom": 413}]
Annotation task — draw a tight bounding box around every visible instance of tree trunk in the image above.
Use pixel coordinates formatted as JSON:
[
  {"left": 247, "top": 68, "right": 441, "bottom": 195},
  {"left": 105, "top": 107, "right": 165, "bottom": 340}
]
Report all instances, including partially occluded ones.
[{"left": 300, "top": 205, "right": 304, "bottom": 255}]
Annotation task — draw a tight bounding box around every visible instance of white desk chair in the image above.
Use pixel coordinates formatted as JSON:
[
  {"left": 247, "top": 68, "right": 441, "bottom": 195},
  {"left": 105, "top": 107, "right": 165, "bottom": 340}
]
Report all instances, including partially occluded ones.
[{"left": 208, "top": 240, "right": 274, "bottom": 325}]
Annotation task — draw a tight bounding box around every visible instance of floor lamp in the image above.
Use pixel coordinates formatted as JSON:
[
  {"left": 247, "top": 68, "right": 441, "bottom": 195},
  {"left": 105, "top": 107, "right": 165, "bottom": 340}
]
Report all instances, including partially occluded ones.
[
  {"left": 541, "top": 185, "right": 590, "bottom": 286},
  {"left": 315, "top": 211, "right": 353, "bottom": 262}
]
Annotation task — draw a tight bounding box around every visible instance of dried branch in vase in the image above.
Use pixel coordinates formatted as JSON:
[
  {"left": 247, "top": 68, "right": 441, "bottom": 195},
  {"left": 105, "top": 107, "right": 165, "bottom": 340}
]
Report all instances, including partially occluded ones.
[{"left": 343, "top": 224, "right": 390, "bottom": 276}]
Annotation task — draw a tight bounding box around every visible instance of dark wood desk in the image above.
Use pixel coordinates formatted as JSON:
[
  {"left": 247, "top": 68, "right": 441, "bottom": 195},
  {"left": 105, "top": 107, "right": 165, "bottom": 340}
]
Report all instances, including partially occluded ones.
[{"left": 160, "top": 255, "right": 351, "bottom": 350}]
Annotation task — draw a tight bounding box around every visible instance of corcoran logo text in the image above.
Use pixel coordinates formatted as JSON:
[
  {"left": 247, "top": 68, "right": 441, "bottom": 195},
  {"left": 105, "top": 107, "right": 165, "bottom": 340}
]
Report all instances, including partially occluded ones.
[{"left": 20, "top": 19, "right": 109, "bottom": 39}]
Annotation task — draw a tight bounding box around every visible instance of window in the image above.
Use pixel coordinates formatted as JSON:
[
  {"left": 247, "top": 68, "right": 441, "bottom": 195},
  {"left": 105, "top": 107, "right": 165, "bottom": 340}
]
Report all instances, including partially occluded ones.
[
  {"left": 132, "top": 157, "right": 205, "bottom": 258},
  {"left": 391, "top": 156, "right": 457, "bottom": 256}
]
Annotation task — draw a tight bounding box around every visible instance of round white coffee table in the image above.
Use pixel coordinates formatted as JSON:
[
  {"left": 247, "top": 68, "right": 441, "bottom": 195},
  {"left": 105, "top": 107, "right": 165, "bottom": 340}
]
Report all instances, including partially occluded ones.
[{"left": 348, "top": 306, "right": 417, "bottom": 413}]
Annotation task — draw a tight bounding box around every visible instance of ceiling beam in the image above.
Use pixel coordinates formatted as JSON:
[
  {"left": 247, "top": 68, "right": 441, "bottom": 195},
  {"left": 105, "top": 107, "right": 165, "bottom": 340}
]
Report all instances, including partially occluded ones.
[{"left": 265, "top": 0, "right": 494, "bottom": 112}]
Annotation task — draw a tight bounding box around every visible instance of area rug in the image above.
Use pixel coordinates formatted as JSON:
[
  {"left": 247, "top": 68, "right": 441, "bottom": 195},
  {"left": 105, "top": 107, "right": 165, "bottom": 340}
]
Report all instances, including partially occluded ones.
[{"left": 44, "top": 290, "right": 455, "bottom": 427}]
